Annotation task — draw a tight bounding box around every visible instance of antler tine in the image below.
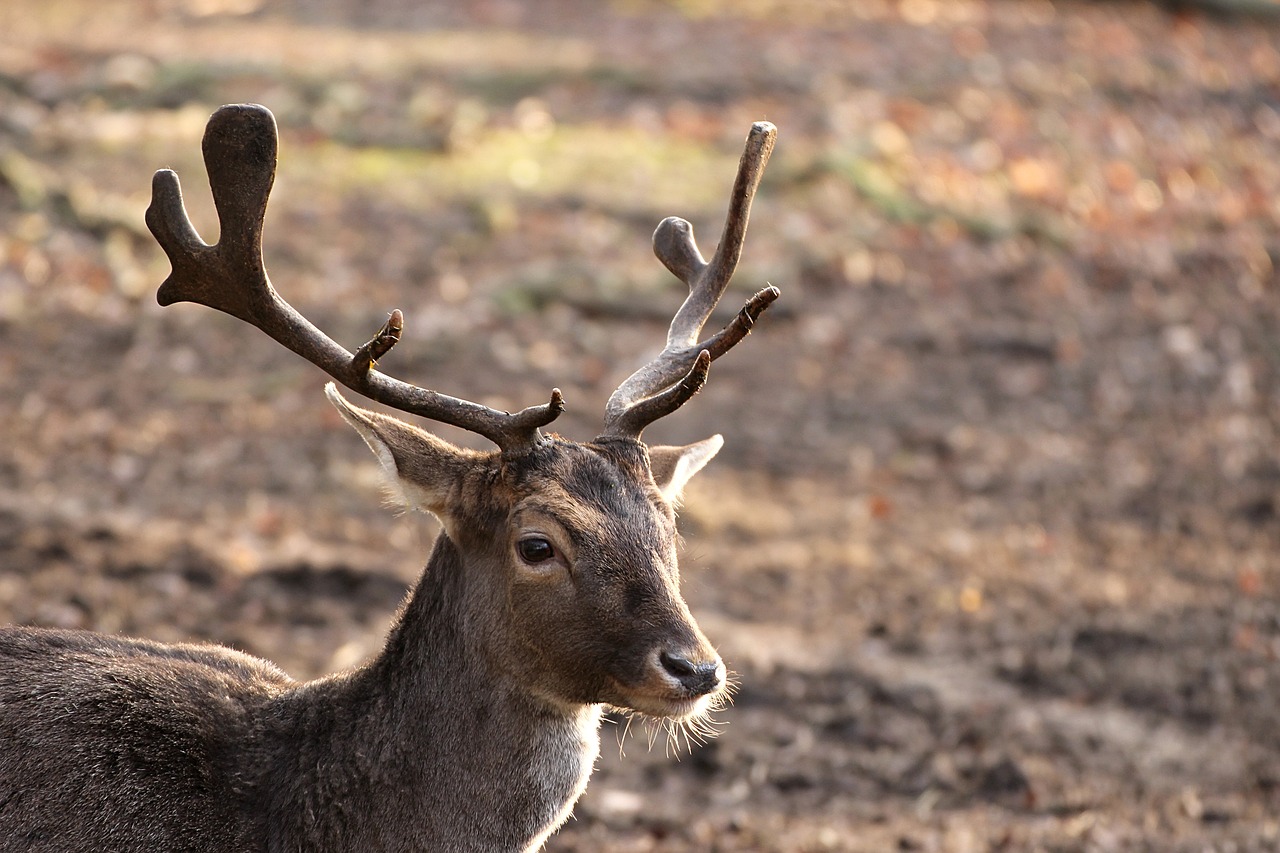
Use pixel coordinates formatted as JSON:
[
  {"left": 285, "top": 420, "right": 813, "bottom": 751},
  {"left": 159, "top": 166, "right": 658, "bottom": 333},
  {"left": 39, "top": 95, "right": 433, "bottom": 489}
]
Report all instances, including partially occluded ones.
[
  {"left": 602, "top": 121, "right": 778, "bottom": 440},
  {"left": 147, "top": 104, "right": 563, "bottom": 453}
]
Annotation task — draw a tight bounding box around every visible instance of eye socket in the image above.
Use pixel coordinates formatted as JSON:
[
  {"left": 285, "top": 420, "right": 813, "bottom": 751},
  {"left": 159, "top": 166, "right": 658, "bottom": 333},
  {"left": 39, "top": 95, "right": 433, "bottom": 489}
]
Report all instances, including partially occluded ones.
[{"left": 517, "top": 536, "right": 556, "bottom": 565}]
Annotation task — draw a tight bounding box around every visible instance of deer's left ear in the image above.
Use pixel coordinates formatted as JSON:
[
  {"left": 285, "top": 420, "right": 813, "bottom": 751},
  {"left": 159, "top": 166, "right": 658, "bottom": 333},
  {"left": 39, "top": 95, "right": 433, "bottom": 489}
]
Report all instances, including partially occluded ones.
[
  {"left": 325, "top": 383, "right": 479, "bottom": 521},
  {"left": 648, "top": 435, "right": 724, "bottom": 504}
]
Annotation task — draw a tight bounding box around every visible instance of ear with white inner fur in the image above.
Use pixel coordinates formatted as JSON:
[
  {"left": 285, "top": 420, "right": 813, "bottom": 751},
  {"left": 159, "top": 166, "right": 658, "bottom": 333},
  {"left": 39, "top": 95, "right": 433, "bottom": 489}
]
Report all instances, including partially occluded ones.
[
  {"left": 647, "top": 434, "right": 724, "bottom": 504},
  {"left": 325, "top": 383, "right": 477, "bottom": 519}
]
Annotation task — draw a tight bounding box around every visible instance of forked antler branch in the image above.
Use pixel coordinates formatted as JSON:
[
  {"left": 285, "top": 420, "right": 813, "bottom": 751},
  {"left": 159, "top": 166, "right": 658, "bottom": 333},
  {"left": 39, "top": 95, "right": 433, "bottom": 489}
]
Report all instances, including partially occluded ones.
[
  {"left": 147, "top": 104, "right": 563, "bottom": 453},
  {"left": 602, "top": 121, "right": 779, "bottom": 440}
]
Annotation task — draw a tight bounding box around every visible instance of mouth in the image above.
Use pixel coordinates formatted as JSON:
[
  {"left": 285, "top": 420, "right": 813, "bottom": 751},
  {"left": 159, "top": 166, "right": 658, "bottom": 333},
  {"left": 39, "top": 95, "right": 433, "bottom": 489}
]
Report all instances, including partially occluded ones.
[{"left": 607, "top": 684, "right": 718, "bottom": 721}]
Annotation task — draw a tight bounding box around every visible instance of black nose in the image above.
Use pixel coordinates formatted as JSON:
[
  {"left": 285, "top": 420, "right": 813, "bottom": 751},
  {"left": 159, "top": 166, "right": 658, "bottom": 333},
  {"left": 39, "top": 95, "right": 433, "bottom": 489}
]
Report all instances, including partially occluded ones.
[{"left": 659, "top": 651, "right": 723, "bottom": 696}]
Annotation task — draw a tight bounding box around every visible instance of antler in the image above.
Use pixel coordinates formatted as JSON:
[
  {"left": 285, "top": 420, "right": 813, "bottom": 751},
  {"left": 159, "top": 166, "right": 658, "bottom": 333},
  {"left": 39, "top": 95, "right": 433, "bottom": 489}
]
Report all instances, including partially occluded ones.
[
  {"left": 146, "top": 104, "right": 563, "bottom": 454},
  {"left": 601, "top": 121, "right": 779, "bottom": 440}
]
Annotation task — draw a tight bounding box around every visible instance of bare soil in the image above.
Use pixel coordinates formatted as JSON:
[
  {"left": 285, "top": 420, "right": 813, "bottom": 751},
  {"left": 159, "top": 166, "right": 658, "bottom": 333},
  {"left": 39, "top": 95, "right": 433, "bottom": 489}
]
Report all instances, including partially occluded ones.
[{"left": 2, "top": 1, "right": 1279, "bottom": 850}]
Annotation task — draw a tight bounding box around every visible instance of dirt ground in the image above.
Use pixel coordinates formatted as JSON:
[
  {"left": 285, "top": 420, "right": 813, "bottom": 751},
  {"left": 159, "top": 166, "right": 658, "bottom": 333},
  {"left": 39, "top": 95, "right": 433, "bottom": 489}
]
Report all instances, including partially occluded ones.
[{"left": 2, "top": 1, "right": 1279, "bottom": 850}]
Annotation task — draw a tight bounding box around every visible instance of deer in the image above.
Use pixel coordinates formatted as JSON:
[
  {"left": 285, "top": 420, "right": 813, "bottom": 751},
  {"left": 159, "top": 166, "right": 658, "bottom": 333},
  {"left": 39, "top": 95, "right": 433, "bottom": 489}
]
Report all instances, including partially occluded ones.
[{"left": 0, "top": 103, "right": 778, "bottom": 853}]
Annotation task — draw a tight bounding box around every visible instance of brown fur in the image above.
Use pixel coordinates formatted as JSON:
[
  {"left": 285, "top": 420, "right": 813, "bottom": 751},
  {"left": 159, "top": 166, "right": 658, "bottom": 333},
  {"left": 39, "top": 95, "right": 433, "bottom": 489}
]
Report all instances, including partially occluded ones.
[{"left": 0, "top": 395, "right": 725, "bottom": 853}]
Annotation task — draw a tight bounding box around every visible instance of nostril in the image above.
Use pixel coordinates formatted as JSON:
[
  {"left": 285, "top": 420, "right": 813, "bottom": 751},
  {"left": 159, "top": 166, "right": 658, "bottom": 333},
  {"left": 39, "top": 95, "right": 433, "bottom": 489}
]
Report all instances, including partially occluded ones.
[
  {"left": 659, "top": 651, "right": 723, "bottom": 696},
  {"left": 659, "top": 651, "right": 697, "bottom": 679}
]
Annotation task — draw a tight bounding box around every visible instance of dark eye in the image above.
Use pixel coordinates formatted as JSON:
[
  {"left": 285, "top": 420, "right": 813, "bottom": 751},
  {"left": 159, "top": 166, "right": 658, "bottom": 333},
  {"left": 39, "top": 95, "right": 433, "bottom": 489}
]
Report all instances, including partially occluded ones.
[{"left": 517, "top": 537, "right": 556, "bottom": 564}]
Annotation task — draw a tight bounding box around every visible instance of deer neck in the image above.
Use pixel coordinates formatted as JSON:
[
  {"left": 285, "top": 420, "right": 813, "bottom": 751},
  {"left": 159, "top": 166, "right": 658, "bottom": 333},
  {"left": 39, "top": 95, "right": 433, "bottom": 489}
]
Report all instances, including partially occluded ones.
[{"left": 257, "top": 533, "right": 602, "bottom": 852}]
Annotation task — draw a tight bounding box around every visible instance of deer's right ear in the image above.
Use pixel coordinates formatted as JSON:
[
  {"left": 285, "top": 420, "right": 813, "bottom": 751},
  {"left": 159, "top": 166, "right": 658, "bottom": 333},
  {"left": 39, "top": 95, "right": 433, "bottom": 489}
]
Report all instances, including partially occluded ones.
[
  {"left": 325, "top": 384, "right": 474, "bottom": 517},
  {"left": 648, "top": 434, "right": 724, "bottom": 505}
]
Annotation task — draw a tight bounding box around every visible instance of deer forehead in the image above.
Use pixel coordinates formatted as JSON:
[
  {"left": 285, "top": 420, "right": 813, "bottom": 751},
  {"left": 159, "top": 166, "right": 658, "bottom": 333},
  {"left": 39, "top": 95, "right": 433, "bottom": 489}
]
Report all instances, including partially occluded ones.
[{"left": 503, "top": 444, "right": 676, "bottom": 549}]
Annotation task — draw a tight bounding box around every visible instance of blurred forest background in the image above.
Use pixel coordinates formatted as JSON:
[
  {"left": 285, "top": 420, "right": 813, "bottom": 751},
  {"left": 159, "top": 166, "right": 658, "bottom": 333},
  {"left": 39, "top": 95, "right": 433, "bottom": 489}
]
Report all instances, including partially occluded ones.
[{"left": 2, "top": 0, "right": 1279, "bottom": 850}]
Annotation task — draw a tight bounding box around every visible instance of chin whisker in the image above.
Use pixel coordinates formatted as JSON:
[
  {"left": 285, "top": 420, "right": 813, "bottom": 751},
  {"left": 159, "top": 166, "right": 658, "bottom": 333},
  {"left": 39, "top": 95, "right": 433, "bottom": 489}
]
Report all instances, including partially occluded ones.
[
  {"left": 609, "top": 680, "right": 735, "bottom": 759},
  {"left": 617, "top": 712, "right": 634, "bottom": 760}
]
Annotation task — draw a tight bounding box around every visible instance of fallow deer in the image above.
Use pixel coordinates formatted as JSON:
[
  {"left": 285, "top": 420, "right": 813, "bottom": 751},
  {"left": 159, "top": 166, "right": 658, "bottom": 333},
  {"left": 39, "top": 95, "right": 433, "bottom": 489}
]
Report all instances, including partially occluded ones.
[{"left": 0, "top": 103, "right": 777, "bottom": 852}]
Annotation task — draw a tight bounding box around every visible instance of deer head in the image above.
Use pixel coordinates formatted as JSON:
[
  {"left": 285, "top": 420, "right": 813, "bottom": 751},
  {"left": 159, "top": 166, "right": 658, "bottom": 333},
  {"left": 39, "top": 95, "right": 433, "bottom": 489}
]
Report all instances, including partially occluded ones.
[{"left": 146, "top": 104, "right": 777, "bottom": 726}]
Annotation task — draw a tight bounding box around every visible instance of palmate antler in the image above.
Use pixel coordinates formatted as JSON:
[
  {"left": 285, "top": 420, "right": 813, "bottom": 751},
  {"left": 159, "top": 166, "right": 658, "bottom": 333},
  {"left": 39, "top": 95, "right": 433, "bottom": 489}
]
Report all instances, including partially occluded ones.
[
  {"left": 147, "top": 104, "right": 777, "bottom": 451},
  {"left": 146, "top": 104, "right": 563, "bottom": 454},
  {"left": 602, "top": 120, "right": 778, "bottom": 440}
]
